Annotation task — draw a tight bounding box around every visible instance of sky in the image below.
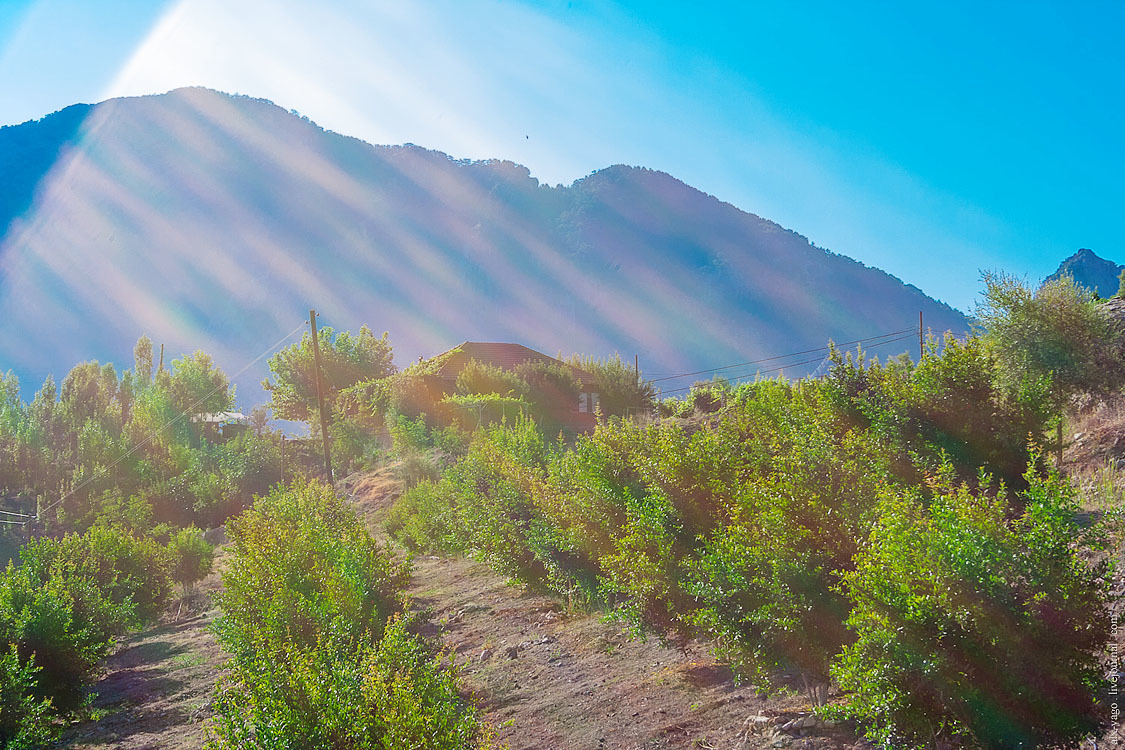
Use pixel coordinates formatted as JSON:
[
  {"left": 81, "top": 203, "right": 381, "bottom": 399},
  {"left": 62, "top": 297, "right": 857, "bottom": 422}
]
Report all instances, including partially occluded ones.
[{"left": 0, "top": 0, "right": 1122, "bottom": 312}]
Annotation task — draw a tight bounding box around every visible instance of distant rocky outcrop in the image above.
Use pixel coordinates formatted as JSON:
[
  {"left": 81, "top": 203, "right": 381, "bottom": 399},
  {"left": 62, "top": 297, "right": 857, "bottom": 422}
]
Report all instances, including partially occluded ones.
[{"left": 1047, "top": 248, "right": 1124, "bottom": 297}]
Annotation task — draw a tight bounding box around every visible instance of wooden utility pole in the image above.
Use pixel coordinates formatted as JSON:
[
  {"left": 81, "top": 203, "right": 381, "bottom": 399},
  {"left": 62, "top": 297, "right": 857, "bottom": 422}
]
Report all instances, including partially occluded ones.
[
  {"left": 918, "top": 311, "right": 924, "bottom": 361},
  {"left": 309, "top": 309, "right": 334, "bottom": 487},
  {"left": 158, "top": 343, "right": 165, "bottom": 373}
]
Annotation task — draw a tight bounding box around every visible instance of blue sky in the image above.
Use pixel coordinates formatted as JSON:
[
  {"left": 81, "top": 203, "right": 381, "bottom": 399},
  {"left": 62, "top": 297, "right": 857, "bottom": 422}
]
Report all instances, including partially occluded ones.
[{"left": 1, "top": 0, "right": 1121, "bottom": 312}]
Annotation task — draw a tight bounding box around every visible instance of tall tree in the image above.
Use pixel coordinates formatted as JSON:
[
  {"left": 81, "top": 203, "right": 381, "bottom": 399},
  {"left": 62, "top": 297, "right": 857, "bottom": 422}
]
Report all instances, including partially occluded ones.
[
  {"left": 59, "top": 361, "right": 120, "bottom": 430},
  {"left": 168, "top": 351, "right": 234, "bottom": 419},
  {"left": 263, "top": 326, "right": 395, "bottom": 423},
  {"left": 134, "top": 335, "right": 154, "bottom": 385}
]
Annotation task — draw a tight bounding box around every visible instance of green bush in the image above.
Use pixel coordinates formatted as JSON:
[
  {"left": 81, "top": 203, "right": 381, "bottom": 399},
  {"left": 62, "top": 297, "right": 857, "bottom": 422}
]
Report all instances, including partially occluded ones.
[
  {"left": 834, "top": 469, "right": 1108, "bottom": 748},
  {"left": 0, "top": 646, "right": 58, "bottom": 750},
  {"left": 20, "top": 526, "right": 172, "bottom": 625},
  {"left": 513, "top": 360, "right": 581, "bottom": 424},
  {"left": 455, "top": 360, "right": 527, "bottom": 399},
  {"left": 166, "top": 526, "right": 214, "bottom": 593},
  {"left": 210, "top": 616, "right": 492, "bottom": 750},
  {"left": 386, "top": 480, "right": 459, "bottom": 554},
  {"left": 209, "top": 479, "right": 494, "bottom": 749},
  {"left": 566, "top": 354, "right": 655, "bottom": 417},
  {"left": 216, "top": 480, "right": 406, "bottom": 655},
  {"left": 388, "top": 336, "right": 1110, "bottom": 737},
  {"left": 0, "top": 565, "right": 118, "bottom": 712},
  {"left": 0, "top": 526, "right": 173, "bottom": 715}
]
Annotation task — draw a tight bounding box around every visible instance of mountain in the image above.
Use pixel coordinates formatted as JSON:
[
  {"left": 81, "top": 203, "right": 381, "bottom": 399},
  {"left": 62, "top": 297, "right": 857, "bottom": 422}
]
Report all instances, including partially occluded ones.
[
  {"left": 0, "top": 87, "right": 968, "bottom": 402},
  {"left": 1046, "top": 248, "right": 1124, "bottom": 297}
]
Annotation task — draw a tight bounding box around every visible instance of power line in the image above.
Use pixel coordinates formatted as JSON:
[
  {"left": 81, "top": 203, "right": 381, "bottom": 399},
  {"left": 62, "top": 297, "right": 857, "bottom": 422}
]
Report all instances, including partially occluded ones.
[
  {"left": 650, "top": 327, "right": 916, "bottom": 383},
  {"left": 657, "top": 333, "right": 918, "bottom": 395},
  {"left": 37, "top": 321, "right": 307, "bottom": 521}
]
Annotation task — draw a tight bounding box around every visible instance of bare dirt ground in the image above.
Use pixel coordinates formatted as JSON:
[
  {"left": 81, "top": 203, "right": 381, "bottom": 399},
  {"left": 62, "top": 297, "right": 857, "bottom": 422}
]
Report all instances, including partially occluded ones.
[
  {"left": 61, "top": 549, "right": 228, "bottom": 750},
  {"left": 349, "top": 470, "right": 861, "bottom": 750}
]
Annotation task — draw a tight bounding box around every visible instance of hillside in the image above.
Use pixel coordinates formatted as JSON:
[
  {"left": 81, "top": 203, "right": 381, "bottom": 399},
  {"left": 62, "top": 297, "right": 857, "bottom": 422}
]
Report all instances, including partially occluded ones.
[
  {"left": 0, "top": 88, "right": 968, "bottom": 397},
  {"left": 1046, "top": 248, "right": 1124, "bottom": 296}
]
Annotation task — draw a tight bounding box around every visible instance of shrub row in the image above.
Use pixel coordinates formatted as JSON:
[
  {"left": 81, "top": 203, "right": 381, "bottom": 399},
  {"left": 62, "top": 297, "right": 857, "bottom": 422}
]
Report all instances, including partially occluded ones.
[{"left": 388, "top": 340, "right": 1109, "bottom": 748}]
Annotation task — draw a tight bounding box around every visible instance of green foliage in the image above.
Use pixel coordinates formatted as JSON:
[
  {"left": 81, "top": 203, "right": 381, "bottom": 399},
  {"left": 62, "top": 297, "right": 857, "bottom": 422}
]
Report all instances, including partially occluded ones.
[
  {"left": 133, "top": 335, "right": 154, "bottom": 386},
  {"left": 263, "top": 326, "right": 395, "bottom": 423},
  {"left": 208, "top": 480, "right": 492, "bottom": 749},
  {"left": 0, "top": 338, "right": 288, "bottom": 536},
  {"left": 210, "top": 615, "right": 492, "bottom": 750},
  {"left": 165, "top": 526, "right": 214, "bottom": 592},
  {"left": 820, "top": 336, "right": 1046, "bottom": 489},
  {"left": 385, "top": 480, "right": 459, "bottom": 554},
  {"left": 976, "top": 271, "right": 1125, "bottom": 411},
  {"left": 686, "top": 377, "right": 732, "bottom": 414},
  {"left": 0, "top": 566, "right": 115, "bottom": 712},
  {"left": 217, "top": 480, "right": 407, "bottom": 655},
  {"left": 513, "top": 360, "right": 581, "bottom": 417},
  {"left": 0, "top": 646, "right": 59, "bottom": 749},
  {"left": 390, "top": 335, "right": 1108, "bottom": 729},
  {"left": 442, "top": 393, "right": 530, "bottom": 430},
  {"left": 834, "top": 469, "right": 1107, "bottom": 748},
  {"left": 0, "top": 525, "right": 172, "bottom": 716},
  {"left": 168, "top": 351, "right": 234, "bottom": 419},
  {"left": 19, "top": 526, "right": 172, "bottom": 625},
  {"left": 567, "top": 354, "right": 655, "bottom": 417},
  {"left": 455, "top": 360, "right": 527, "bottom": 399}
]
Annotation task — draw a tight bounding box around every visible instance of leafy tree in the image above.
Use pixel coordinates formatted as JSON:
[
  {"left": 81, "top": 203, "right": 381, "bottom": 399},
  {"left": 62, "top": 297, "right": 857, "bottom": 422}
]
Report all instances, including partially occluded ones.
[
  {"left": 59, "top": 361, "right": 119, "bottom": 430},
  {"left": 133, "top": 335, "right": 154, "bottom": 385},
  {"left": 1117, "top": 268, "right": 1125, "bottom": 299},
  {"left": 513, "top": 360, "right": 581, "bottom": 418},
  {"left": 168, "top": 351, "right": 234, "bottom": 419},
  {"left": 262, "top": 326, "right": 395, "bottom": 423},
  {"left": 247, "top": 405, "right": 270, "bottom": 436},
  {"left": 976, "top": 271, "right": 1125, "bottom": 461}
]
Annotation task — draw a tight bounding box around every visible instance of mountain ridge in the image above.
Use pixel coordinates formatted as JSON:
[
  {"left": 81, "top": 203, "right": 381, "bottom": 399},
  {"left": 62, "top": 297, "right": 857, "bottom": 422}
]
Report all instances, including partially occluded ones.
[{"left": 0, "top": 87, "right": 968, "bottom": 401}]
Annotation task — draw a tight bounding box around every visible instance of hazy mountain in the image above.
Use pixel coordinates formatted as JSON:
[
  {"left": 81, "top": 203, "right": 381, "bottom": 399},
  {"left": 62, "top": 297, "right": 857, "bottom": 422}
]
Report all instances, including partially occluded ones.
[
  {"left": 1046, "top": 248, "right": 1123, "bottom": 297},
  {"left": 0, "top": 88, "right": 968, "bottom": 402}
]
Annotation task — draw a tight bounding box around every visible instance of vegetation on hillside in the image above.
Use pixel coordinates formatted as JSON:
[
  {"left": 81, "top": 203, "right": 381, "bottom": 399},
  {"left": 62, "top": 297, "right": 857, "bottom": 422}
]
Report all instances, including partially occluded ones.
[
  {"left": 0, "top": 270, "right": 1120, "bottom": 748},
  {"left": 385, "top": 274, "right": 1125, "bottom": 748}
]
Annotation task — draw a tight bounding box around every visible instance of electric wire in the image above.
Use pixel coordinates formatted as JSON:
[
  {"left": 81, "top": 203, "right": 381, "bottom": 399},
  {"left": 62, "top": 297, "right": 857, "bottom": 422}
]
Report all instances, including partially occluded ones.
[
  {"left": 656, "top": 333, "right": 918, "bottom": 395},
  {"left": 649, "top": 327, "right": 916, "bottom": 383}
]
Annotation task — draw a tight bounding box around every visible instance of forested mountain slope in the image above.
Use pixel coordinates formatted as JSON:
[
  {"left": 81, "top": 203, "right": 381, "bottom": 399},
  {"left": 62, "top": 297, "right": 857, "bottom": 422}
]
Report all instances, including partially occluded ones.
[{"left": 0, "top": 88, "right": 967, "bottom": 396}]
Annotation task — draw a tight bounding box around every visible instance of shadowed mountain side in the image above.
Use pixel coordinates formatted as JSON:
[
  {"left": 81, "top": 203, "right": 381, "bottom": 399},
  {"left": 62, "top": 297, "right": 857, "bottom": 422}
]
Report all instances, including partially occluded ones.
[{"left": 0, "top": 88, "right": 968, "bottom": 399}]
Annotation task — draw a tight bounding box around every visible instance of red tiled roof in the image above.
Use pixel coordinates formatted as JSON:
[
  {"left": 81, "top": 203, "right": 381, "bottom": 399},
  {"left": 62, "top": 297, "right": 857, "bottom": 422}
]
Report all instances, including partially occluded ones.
[{"left": 433, "top": 342, "right": 597, "bottom": 388}]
